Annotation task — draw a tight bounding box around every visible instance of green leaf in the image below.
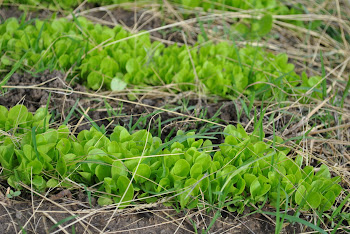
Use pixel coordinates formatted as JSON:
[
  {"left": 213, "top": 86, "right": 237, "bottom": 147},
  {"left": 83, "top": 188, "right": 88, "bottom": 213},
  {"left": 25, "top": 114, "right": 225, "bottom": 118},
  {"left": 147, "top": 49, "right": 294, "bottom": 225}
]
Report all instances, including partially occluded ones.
[
  {"left": 104, "top": 177, "right": 116, "bottom": 194},
  {"left": 156, "top": 177, "right": 170, "bottom": 192},
  {"left": 58, "top": 54, "right": 70, "bottom": 69},
  {"left": 181, "top": 0, "right": 200, "bottom": 7},
  {"left": 258, "top": 14, "right": 273, "bottom": 36},
  {"left": 98, "top": 196, "right": 113, "bottom": 206},
  {"left": 133, "top": 164, "right": 151, "bottom": 184},
  {"left": 171, "top": 159, "right": 190, "bottom": 177},
  {"left": 32, "top": 175, "right": 46, "bottom": 190},
  {"left": 244, "top": 173, "right": 257, "bottom": 187},
  {"left": 111, "top": 160, "right": 128, "bottom": 180},
  {"left": 110, "top": 77, "right": 127, "bottom": 91},
  {"left": 95, "top": 164, "right": 111, "bottom": 182},
  {"left": 190, "top": 163, "right": 202, "bottom": 179},
  {"left": 125, "top": 58, "right": 139, "bottom": 74},
  {"left": 0, "top": 52, "right": 27, "bottom": 88},
  {"left": 12, "top": 190, "right": 21, "bottom": 197},
  {"left": 87, "top": 71, "right": 102, "bottom": 90},
  {"left": 100, "top": 56, "right": 119, "bottom": 76},
  {"left": 49, "top": 215, "right": 78, "bottom": 232},
  {"left": 321, "top": 190, "right": 336, "bottom": 211},
  {"left": 46, "top": 179, "right": 59, "bottom": 188},
  {"left": 8, "top": 105, "right": 29, "bottom": 127},
  {"left": 315, "top": 164, "right": 331, "bottom": 178},
  {"left": 295, "top": 185, "right": 306, "bottom": 205},
  {"left": 195, "top": 154, "right": 211, "bottom": 171},
  {"left": 115, "top": 175, "right": 134, "bottom": 207},
  {"left": 56, "top": 138, "right": 71, "bottom": 155},
  {"left": 307, "top": 192, "right": 321, "bottom": 209},
  {"left": 56, "top": 156, "right": 67, "bottom": 177},
  {"left": 27, "top": 160, "right": 43, "bottom": 174}
]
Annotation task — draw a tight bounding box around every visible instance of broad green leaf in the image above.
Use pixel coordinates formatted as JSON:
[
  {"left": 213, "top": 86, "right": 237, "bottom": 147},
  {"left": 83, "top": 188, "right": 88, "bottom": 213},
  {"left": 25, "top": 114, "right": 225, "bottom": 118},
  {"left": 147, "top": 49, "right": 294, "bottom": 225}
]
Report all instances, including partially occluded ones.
[
  {"left": 181, "top": 0, "right": 200, "bottom": 7},
  {"left": 190, "top": 163, "right": 202, "bottom": 179},
  {"left": 116, "top": 175, "right": 134, "bottom": 207},
  {"left": 58, "top": 125, "right": 70, "bottom": 139},
  {"left": 111, "top": 160, "right": 128, "bottom": 180},
  {"left": 98, "top": 196, "right": 113, "bottom": 206},
  {"left": 56, "top": 156, "right": 67, "bottom": 177},
  {"left": 111, "top": 77, "right": 127, "bottom": 91},
  {"left": 8, "top": 105, "right": 28, "bottom": 126},
  {"left": 171, "top": 159, "right": 190, "bottom": 177},
  {"left": 32, "top": 175, "right": 46, "bottom": 190},
  {"left": 46, "top": 179, "right": 59, "bottom": 188},
  {"left": 315, "top": 164, "right": 331, "bottom": 178},
  {"left": 125, "top": 58, "right": 139, "bottom": 74},
  {"left": 27, "top": 160, "right": 43, "bottom": 174},
  {"left": 258, "top": 14, "right": 273, "bottom": 36},
  {"left": 321, "top": 190, "right": 336, "bottom": 211},
  {"left": 104, "top": 177, "right": 116, "bottom": 194},
  {"left": 56, "top": 138, "right": 71, "bottom": 155},
  {"left": 133, "top": 164, "right": 151, "bottom": 183},
  {"left": 87, "top": 71, "right": 102, "bottom": 90},
  {"left": 306, "top": 192, "right": 321, "bottom": 209},
  {"left": 156, "top": 177, "right": 170, "bottom": 192},
  {"left": 95, "top": 165, "right": 112, "bottom": 182},
  {"left": 250, "top": 179, "right": 261, "bottom": 198},
  {"left": 195, "top": 154, "right": 211, "bottom": 171},
  {"left": 244, "top": 173, "right": 257, "bottom": 187},
  {"left": 78, "top": 171, "right": 92, "bottom": 183},
  {"left": 295, "top": 185, "right": 307, "bottom": 205}
]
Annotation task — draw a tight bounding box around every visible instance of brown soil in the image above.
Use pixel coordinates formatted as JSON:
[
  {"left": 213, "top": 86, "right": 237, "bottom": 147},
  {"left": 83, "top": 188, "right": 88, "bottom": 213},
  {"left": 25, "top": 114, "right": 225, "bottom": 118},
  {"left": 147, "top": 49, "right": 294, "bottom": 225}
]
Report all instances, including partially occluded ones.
[
  {"left": 0, "top": 188, "right": 303, "bottom": 234},
  {"left": 0, "top": 70, "right": 86, "bottom": 113},
  {"left": 0, "top": 5, "right": 53, "bottom": 21}
]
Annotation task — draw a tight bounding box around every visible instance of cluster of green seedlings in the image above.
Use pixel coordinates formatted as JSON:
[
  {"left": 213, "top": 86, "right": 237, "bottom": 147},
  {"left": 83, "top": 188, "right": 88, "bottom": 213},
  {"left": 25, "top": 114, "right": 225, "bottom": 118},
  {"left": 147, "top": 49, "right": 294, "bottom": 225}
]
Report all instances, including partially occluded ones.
[
  {"left": 3, "top": 0, "right": 319, "bottom": 38},
  {"left": 0, "top": 17, "right": 323, "bottom": 99},
  {"left": 2, "top": 0, "right": 299, "bottom": 13},
  {"left": 0, "top": 104, "right": 342, "bottom": 211}
]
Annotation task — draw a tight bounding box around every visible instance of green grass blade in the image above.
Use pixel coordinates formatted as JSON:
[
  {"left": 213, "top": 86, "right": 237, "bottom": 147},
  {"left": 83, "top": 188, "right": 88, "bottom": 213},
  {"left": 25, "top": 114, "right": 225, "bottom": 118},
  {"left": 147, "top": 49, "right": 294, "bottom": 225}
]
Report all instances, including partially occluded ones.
[
  {"left": 31, "top": 127, "right": 40, "bottom": 161},
  {"left": 340, "top": 76, "right": 350, "bottom": 109},
  {"left": 262, "top": 211, "right": 327, "bottom": 234},
  {"left": 62, "top": 98, "right": 79, "bottom": 126},
  {"left": 76, "top": 108, "right": 103, "bottom": 133},
  {"left": 0, "top": 52, "right": 27, "bottom": 88},
  {"left": 332, "top": 192, "right": 350, "bottom": 219},
  {"left": 320, "top": 51, "right": 327, "bottom": 99},
  {"left": 49, "top": 215, "right": 78, "bottom": 232}
]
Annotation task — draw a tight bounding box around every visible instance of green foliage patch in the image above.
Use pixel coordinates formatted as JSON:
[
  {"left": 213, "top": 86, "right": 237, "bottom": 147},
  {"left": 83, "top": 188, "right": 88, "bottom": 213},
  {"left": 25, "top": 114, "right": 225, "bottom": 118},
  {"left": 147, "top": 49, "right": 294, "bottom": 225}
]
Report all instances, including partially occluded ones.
[
  {"left": 0, "top": 104, "right": 342, "bottom": 211},
  {"left": 1, "top": 0, "right": 302, "bottom": 14},
  {"left": 0, "top": 17, "right": 322, "bottom": 99}
]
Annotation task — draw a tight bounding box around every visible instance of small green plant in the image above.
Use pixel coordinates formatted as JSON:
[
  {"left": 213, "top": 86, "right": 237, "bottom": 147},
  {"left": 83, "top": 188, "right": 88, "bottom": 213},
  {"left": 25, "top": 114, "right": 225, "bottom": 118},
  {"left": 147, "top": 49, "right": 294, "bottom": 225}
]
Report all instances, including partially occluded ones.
[{"left": 6, "top": 189, "right": 21, "bottom": 199}]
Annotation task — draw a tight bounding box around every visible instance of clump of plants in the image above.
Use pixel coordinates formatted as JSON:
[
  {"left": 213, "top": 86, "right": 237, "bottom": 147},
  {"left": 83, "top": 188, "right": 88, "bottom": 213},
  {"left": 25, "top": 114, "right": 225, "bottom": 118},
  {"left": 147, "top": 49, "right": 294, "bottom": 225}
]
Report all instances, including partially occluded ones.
[
  {"left": 0, "top": 104, "right": 342, "bottom": 212},
  {"left": 0, "top": 17, "right": 323, "bottom": 99},
  {"left": 1, "top": 0, "right": 303, "bottom": 14}
]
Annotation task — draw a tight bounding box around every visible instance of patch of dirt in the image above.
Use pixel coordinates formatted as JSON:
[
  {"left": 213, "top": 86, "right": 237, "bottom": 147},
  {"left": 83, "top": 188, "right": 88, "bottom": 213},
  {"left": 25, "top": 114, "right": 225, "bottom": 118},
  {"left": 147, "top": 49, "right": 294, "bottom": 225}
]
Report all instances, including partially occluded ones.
[
  {"left": 0, "top": 189, "right": 303, "bottom": 234},
  {"left": 0, "top": 5, "right": 53, "bottom": 22},
  {"left": 0, "top": 70, "right": 86, "bottom": 113}
]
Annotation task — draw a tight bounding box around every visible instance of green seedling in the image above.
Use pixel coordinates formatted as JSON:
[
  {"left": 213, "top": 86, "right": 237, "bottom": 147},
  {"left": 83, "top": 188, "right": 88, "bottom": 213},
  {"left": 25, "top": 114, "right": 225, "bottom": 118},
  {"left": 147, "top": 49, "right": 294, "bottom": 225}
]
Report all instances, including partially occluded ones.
[{"left": 6, "top": 189, "right": 21, "bottom": 199}]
